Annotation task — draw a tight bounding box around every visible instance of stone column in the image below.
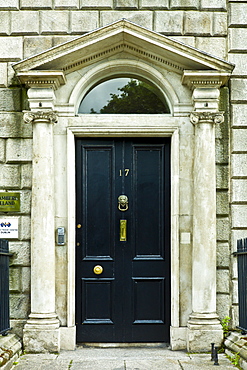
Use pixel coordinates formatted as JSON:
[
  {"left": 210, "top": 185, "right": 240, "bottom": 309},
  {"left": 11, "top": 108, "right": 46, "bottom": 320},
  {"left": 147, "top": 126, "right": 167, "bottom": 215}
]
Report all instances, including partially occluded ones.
[
  {"left": 187, "top": 100, "right": 224, "bottom": 351},
  {"left": 23, "top": 110, "right": 60, "bottom": 353}
]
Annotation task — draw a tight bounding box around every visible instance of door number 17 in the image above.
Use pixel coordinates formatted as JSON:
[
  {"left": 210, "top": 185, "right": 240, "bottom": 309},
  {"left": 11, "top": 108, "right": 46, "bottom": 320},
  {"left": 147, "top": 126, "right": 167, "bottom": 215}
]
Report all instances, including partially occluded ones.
[{"left": 119, "top": 169, "right": 130, "bottom": 177}]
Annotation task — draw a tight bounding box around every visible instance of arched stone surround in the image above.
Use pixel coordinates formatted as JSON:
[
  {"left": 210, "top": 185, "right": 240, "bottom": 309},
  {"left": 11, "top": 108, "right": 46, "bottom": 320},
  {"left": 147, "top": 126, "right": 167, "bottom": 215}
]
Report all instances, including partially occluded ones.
[{"left": 13, "top": 19, "right": 234, "bottom": 352}]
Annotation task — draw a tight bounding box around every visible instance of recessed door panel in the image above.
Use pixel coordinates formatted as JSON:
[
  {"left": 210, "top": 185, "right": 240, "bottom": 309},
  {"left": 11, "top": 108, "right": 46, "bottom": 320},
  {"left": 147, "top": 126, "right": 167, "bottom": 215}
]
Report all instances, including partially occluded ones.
[{"left": 76, "top": 138, "right": 170, "bottom": 343}]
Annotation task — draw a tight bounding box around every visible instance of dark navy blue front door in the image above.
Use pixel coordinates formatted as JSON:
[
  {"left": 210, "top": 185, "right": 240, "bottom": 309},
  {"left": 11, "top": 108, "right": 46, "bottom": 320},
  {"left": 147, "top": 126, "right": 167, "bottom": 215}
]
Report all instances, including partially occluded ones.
[{"left": 76, "top": 138, "right": 170, "bottom": 342}]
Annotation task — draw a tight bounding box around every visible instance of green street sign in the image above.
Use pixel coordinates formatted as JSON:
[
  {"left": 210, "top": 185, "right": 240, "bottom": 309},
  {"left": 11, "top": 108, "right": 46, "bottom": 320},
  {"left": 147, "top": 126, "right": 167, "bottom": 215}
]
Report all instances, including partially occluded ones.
[{"left": 0, "top": 192, "right": 20, "bottom": 212}]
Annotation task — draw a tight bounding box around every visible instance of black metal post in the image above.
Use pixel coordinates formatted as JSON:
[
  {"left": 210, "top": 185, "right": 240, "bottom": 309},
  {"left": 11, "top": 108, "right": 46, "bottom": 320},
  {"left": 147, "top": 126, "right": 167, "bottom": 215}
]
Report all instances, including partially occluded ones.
[
  {"left": 0, "top": 239, "right": 12, "bottom": 335},
  {"left": 211, "top": 343, "right": 215, "bottom": 361},
  {"left": 214, "top": 346, "right": 219, "bottom": 366}
]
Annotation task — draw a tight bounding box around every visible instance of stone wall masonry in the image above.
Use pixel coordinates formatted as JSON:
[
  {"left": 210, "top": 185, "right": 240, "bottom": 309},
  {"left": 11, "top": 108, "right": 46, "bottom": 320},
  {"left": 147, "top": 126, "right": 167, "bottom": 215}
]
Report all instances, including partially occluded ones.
[
  {"left": 0, "top": 138, "right": 5, "bottom": 163},
  {"left": 11, "top": 11, "right": 39, "bottom": 35},
  {"left": 201, "top": 0, "right": 226, "bottom": 10},
  {"left": 0, "top": 8, "right": 229, "bottom": 39},
  {"left": 140, "top": 0, "right": 169, "bottom": 9},
  {"left": 0, "top": 63, "right": 7, "bottom": 87},
  {"left": 54, "top": 0, "right": 79, "bottom": 9},
  {"left": 0, "top": 37, "right": 23, "bottom": 61},
  {"left": 6, "top": 138, "right": 32, "bottom": 163},
  {"left": 20, "top": 0, "right": 53, "bottom": 9},
  {"left": 229, "top": 3, "right": 247, "bottom": 27},
  {"left": 0, "top": 0, "right": 18, "bottom": 9},
  {"left": 100, "top": 10, "right": 153, "bottom": 28},
  {"left": 115, "top": 0, "right": 138, "bottom": 9}
]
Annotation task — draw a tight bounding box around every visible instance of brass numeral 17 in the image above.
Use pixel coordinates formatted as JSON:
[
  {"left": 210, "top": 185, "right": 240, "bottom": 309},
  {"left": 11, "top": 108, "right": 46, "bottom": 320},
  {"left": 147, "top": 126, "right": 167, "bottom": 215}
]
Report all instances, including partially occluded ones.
[{"left": 119, "top": 169, "right": 130, "bottom": 177}]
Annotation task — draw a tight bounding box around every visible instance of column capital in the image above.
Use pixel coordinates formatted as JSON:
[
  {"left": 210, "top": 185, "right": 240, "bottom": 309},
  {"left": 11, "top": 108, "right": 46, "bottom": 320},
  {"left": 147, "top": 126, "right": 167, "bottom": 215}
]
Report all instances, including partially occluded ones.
[
  {"left": 190, "top": 111, "right": 224, "bottom": 125},
  {"left": 23, "top": 110, "right": 58, "bottom": 124}
]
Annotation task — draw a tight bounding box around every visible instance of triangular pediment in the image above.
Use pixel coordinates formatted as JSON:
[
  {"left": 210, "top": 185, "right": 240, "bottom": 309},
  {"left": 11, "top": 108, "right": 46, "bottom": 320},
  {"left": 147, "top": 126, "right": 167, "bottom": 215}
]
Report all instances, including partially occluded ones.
[{"left": 13, "top": 19, "right": 234, "bottom": 77}]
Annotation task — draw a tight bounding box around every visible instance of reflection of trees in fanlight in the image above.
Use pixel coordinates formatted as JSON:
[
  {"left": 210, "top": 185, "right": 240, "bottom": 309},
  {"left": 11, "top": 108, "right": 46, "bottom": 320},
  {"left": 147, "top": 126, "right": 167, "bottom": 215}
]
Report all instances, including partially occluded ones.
[{"left": 90, "top": 79, "right": 170, "bottom": 114}]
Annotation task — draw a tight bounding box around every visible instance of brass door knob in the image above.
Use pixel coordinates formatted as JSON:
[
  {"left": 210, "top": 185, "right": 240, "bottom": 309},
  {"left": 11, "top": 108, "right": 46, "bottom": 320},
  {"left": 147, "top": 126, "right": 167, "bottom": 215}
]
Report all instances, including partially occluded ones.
[{"left": 93, "top": 265, "right": 103, "bottom": 275}]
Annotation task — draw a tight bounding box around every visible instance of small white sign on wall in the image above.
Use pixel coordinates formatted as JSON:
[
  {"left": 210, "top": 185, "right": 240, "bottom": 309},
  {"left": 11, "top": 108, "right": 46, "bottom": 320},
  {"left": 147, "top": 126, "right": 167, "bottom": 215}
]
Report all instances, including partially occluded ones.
[{"left": 0, "top": 218, "right": 19, "bottom": 239}]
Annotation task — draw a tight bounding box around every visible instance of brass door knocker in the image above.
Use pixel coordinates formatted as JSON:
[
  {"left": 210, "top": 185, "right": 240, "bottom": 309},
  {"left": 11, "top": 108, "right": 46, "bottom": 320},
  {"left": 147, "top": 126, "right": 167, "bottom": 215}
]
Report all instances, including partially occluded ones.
[{"left": 118, "top": 195, "right": 128, "bottom": 211}]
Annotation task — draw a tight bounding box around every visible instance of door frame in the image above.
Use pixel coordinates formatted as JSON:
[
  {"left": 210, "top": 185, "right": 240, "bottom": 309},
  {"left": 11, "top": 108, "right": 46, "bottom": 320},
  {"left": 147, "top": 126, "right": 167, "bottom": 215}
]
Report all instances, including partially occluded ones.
[{"left": 66, "top": 114, "right": 181, "bottom": 345}]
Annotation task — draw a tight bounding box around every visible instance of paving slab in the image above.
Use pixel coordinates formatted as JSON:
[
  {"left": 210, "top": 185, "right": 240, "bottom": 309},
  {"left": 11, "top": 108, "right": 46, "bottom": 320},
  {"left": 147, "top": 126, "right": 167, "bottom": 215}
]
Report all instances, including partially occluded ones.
[{"left": 12, "top": 345, "right": 239, "bottom": 370}]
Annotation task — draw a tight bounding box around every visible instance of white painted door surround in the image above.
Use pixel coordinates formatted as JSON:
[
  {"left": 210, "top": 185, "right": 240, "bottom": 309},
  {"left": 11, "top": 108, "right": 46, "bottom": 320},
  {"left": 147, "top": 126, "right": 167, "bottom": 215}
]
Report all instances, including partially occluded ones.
[{"left": 14, "top": 20, "right": 234, "bottom": 352}]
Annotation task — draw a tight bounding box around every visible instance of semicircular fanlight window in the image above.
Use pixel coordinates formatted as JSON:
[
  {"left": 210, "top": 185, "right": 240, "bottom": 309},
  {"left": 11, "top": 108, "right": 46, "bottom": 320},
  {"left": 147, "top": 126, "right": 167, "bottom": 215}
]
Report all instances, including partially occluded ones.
[{"left": 78, "top": 78, "right": 170, "bottom": 114}]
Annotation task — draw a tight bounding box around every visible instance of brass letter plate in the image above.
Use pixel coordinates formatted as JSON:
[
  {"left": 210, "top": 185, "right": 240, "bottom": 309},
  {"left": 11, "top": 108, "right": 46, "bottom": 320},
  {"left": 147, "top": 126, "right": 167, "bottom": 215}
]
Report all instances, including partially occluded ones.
[
  {"left": 0, "top": 192, "right": 20, "bottom": 212},
  {"left": 120, "top": 219, "right": 127, "bottom": 241}
]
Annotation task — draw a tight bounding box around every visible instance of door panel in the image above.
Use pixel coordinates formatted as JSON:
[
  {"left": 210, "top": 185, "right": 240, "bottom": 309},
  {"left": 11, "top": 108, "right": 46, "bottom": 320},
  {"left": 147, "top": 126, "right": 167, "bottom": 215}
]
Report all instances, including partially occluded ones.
[{"left": 76, "top": 138, "right": 170, "bottom": 343}]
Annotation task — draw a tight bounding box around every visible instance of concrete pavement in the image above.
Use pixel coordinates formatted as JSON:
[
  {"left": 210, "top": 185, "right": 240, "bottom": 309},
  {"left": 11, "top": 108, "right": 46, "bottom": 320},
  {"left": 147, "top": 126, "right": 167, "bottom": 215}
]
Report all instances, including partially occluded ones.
[{"left": 12, "top": 344, "right": 239, "bottom": 369}]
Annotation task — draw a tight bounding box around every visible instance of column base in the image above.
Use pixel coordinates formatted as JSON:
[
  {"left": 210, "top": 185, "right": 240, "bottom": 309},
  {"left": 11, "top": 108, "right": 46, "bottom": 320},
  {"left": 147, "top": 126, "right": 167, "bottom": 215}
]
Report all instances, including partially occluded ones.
[
  {"left": 170, "top": 326, "right": 187, "bottom": 350},
  {"left": 23, "top": 313, "right": 60, "bottom": 353},
  {"left": 187, "top": 312, "right": 223, "bottom": 352}
]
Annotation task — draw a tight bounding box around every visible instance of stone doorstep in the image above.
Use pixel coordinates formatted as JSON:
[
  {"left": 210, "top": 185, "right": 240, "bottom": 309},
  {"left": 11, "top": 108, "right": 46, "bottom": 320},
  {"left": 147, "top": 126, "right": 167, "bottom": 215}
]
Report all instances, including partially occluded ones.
[
  {"left": 225, "top": 331, "right": 247, "bottom": 370},
  {"left": 0, "top": 334, "right": 22, "bottom": 369}
]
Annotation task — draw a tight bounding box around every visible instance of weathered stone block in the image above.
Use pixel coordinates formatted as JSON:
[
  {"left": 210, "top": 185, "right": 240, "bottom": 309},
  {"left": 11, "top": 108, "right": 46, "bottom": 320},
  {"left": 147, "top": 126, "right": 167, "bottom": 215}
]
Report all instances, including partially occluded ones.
[
  {"left": 232, "top": 279, "right": 238, "bottom": 305},
  {"left": 231, "top": 205, "right": 247, "bottom": 228},
  {"left": 0, "top": 63, "right": 7, "bottom": 87},
  {"left": 171, "top": 36, "right": 195, "bottom": 47},
  {"left": 6, "top": 138, "right": 32, "bottom": 163},
  {"left": 20, "top": 190, "right": 32, "bottom": 214},
  {"left": 216, "top": 191, "right": 229, "bottom": 215},
  {"left": 216, "top": 164, "right": 228, "bottom": 189},
  {"left": 217, "top": 242, "right": 230, "bottom": 268},
  {"left": 0, "top": 88, "right": 22, "bottom": 111},
  {"left": 9, "top": 268, "right": 21, "bottom": 292},
  {"left": 21, "top": 267, "right": 31, "bottom": 293},
  {"left": 231, "top": 79, "right": 247, "bottom": 102},
  {"left": 0, "top": 113, "right": 32, "bottom": 138},
  {"left": 201, "top": 0, "right": 226, "bottom": 10},
  {"left": 217, "top": 269, "right": 229, "bottom": 293},
  {"left": 10, "top": 319, "right": 26, "bottom": 338},
  {"left": 0, "top": 37, "right": 23, "bottom": 61},
  {"left": 232, "top": 179, "right": 247, "bottom": 202},
  {"left": 71, "top": 11, "right": 99, "bottom": 34},
  {"left": 115, "top": 0, "right": 138, "bottom": 8},
  {"left": 23, "top": 328, "right": 60, "bottom": 353},
  {"left": 54, "top": 0, "right": 79, "bottom": 8},
  {"left": 0, "top": 164, "right": 21, "bottom": 188},
  {"left": 9, "top": 241, "right": 30, "bottom": 266},
  {"left": 195, "top": 37, "right": 226, "bottom": 59},
  {"left": 0, "top": 0, "right": 18, "bottom": 9},
  {"left": 20, "top": 216, "right": 31, "bottom": 240},
  {"left": 0, "top": 138, "right": 5, "bottom": 162},
  {"left": 11, "top": 10, "right": 39, "bottom": 35},
  {"left": 232, "top": 154, "right": 247, "bottom": 177},
  {"left": 24, "top": 36, "right": 53, "bottom": 58},
  {"left": 216, "top": 293, "right": 230, "bottom": 321},
  {"left": 184, "top": 11, "right": 212, "bottom": 36},
  {"left": 229, "top": 3, "right": 247, "bottom": 26},
  {"left": 52, "top": 35, "right": 75, "bottom": 46},
  {"left": 100, "top": 10, "right": 153, "bottom": 29},
  {"left": 10, "top": 294, "right": 30, "bottom": 319},
  {"left": 232, "top": 128, "right": 247, "bottom": 152},
  {"left": 80, "top": 0, "right": 113, "bottom": 8},
  {"left": 213, "top": 12, "right": 227, "bottom": 36},
  {"left": 232, "top": 104, "right": 247, "bottom": 126},
  {"left": 155, "top": 11, "right": 183, "bottom": 35},
  {"left": 140, "top": 0, "right": 169, "bottom": 8},
  {"left": 216, "top": 217, "right": 229, "bottom": 241},
  {"left": 41, "top": 10, "right": 69, "bottom": 34},
  {"left": 229, "top": 28, "right": 247, "bottom": 52},
  {"left": 21, "top": 164, "right": 32, "bottom": 189},
  {"left": 0, "top": 11, "right": 10, "bottom": 35},
  {"left": 228, "top": 54, "right": 247, "bottom": 77},
  {"left": 215, "top": 138, "right": 228, "bottom": 164},
  {"left": 170, "top": 0, "right": 199, "bottom": 8},
  {"left": 20, "top": 0, "right": 52, "bottom": 9}
]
